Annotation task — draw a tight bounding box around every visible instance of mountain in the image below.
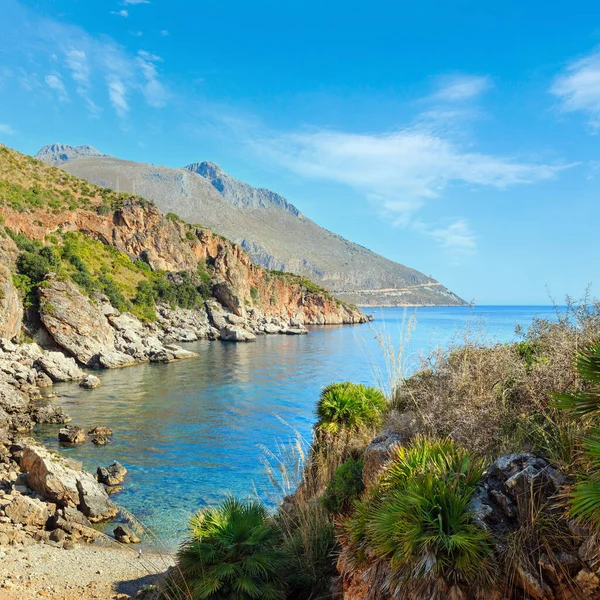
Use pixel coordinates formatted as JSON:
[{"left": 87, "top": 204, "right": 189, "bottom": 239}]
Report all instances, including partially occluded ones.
[
  {"left": 36, "top": 143, "right": 107, "bottom": 166},
  {"left": 36, "top": 144, "right": 466, "bottom": 306}
]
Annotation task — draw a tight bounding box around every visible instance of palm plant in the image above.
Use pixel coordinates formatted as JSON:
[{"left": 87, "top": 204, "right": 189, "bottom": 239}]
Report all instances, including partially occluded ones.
[
  {"left": 315, "top": 381, "right": 387, "bottom": 435},
  {"left": 176, "top": 497, "right": 287, "bottom": 600},
  {"left": 340, "top": 436, "right": 494, "bottom": 599},
  {"left": 553, "top": 343, "right": 600, "bottom": 527}
]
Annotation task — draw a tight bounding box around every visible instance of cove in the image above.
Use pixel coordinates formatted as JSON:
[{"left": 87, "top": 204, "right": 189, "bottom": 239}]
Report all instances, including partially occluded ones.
[{"left": 35, "top": 305, "right": 558, "bottom": 550}]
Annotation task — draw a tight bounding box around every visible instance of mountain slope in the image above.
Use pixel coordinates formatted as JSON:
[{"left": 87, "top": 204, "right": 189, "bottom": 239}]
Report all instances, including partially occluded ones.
[{"left": 37, "top": 144, "right": 466, "bottom": 306}]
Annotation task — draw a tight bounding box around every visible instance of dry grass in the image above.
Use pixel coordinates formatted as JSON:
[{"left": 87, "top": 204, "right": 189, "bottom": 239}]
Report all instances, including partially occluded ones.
[{"left": 388, "top": 297, "right": 600, "bottom": 465}]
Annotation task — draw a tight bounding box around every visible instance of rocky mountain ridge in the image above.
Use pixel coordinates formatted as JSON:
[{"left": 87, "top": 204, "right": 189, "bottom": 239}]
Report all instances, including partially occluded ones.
[{"left": 36, "top": 143, "right": 466, "bottom": 307}]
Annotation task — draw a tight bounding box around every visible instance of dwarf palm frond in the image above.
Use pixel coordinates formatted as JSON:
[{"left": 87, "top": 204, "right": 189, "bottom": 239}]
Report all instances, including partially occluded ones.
[
  {"left": 315, "top": 382, "right": 387, "bottom": 435},
  {"left": 176, "top": 497, "right": 287, "bottom": 600},
  {"left": 553, "top": 343, "right": 600, "bottom": 529}
]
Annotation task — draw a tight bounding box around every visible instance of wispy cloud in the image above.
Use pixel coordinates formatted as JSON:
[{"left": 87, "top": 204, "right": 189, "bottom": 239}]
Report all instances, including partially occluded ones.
[
  {"left": 123, "top": 0, "right": 150, "bottom": 3},
  {"left": 0, "top": 123, "right": 15, "bottom": 136},
  {"left": 1, "top": 2, "right": 168, "bottom": 120},
  {"left": 431, "top": 74, "right": 492, "bottom": 102},
  {"left": 44, "top": 73, "right": 69, "bottom": 102},
  {"left": 551, "top": 50, "right": 600, "bottom": 130},
  {"left": 252, "top": 127, "right": 565, "bottom": 226},
  {"left": 110, "top": 9, "right": 129, "bottom": 17},
  {"left": 423, "top": 219, "right": 477, "bottom": 261},
  {"left": 137, "top": 50, "right": 167, "bottom": 108},
  {"left": 106, "top": 76, "right": 129, "bottom": 118}
]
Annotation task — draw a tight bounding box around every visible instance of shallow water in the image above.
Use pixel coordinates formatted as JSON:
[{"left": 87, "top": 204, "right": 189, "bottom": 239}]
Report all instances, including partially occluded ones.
[{"left": 36, "top": 305, "right": 558, "bottom": 549}]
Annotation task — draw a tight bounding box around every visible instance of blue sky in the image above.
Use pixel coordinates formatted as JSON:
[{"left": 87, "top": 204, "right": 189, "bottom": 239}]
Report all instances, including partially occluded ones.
[{"left": 0, "top": 0, "right": 599, "bottom": 304}]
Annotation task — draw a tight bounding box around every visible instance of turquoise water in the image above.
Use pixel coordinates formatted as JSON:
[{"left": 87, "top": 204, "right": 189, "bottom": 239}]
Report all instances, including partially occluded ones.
[{"left": 36, "top": 305, "right": 558, "bottom": 549}]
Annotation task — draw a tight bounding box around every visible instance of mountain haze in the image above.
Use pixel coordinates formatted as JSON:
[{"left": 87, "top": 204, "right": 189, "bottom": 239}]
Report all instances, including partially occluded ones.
[{"left": 36, "top": 144, "right": 465, "bottom": 306}]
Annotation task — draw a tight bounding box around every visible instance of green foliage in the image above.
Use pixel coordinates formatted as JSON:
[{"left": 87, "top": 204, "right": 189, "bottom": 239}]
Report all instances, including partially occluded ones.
[
  {"left": 515, "top": 341, "right": 545, "bottom": 370},
  {"left": 321, "top": 457, "right": 364, "bottom": 515},
  {"left": 341, "top": 436, "right": 493, "bottom": 597},
  {"left": 98, "top": 274, "right": 131, "bottom": 313},
  {"left": 16, "top": 252, "right": 53, "bottom": 283},
  {"left": 316, "top": 382, "right": 387, "bottom": 435},
  {"left": 250, "top": 286, "right": 260, "bottom": 303},
  {"left": 6, "top": 228, "right": 41, "bottom": 252},
  {"left": 166, "top": 212, "right": 182, "bottom": 222},
  {"left": 553, "top": 344, "right": 600, "bottom": 528},
  {"left": 176, "top": 497, "right": 287, "bottom": 600}
]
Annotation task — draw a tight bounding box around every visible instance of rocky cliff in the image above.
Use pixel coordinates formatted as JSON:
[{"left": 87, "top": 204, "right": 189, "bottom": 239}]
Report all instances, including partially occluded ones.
[{"left": 36, "top": 144, "right": 466, "bottom": 307}]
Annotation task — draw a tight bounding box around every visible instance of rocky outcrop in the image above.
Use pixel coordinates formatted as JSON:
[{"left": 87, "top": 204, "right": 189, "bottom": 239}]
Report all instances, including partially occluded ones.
[
  {"left": 58, "top": 425, "right": 86, "bottom": 445},
  {"left": 21, "top": 444, "right": 117, "bottom": 522},
  {"left": 0, "top": 237, "right": 23, "bottom": 340},
  {"left": 114, "top": 523, "right": 140, "bottom": 544},
  {"left": 38, "top": 278, "right": 122, "bottom": 367},
  {"left": 38, "top": 279, "right": 198, "bottom": 368}
]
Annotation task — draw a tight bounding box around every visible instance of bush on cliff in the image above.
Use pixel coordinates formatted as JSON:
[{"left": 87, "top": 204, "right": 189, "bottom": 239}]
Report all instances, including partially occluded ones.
[
  {"left": 321, "top": 457, "right": 364, "bottom": 515},
  {"left": 316, "top": 382, "right": 387, "bottom": 436},
  {"left": 340, "top": 436, "right": 494, "bottom": 598},
  {"left": 175, "top": 497, "right": 287, "bottom": 600}
]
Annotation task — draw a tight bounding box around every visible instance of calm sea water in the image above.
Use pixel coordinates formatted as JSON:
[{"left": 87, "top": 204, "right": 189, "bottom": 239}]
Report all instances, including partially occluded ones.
[{"left": 36, "top": 305, "right": 558, "bottom": 549}]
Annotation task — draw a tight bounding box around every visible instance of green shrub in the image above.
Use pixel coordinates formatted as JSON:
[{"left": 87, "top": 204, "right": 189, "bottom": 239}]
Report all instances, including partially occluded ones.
[
  {"left": 6, "top": 229, "right": 41, "bottom": 253},
  {"left": 321, "top": 457, "right": 364, "bottom": 515},
  {"left": 176, "top": 497, "right": 287, "bottom": 600},
  {"left": 98, "top": 274, "right": 131, "bottom": 313},
  {"left": 341, "top": 436, "right": 493, "bottom": 598},
  {"left": 250, "top": 286, "right": 260, "bottom": 303},
  {"left": 16, "top": 252, "right": 52, "bottom": 283},
  {"left": 316, "top": 382, "right": 387, "bottom": 435}
]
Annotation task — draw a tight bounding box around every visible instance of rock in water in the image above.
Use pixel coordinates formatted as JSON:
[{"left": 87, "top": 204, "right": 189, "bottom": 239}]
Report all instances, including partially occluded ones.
[
  {"left": 88, "top": 426, "right": 113, "bottom": 437},
  {"left": 97, "top": 461, "right": 127, "bottom": 486},
  {"left": 114, "top": 524, "right": 140, "bottom": 544},
  {"left": 35, "top": 352, "right": 85, "bottom": 382},
  {"left": 58, "top": 425, "right": 86, "bottom": 445},
  {"left": 79, "top": 374, "right": 101, "bottom": 389},
  {"left": 21, "top": 444, "right": 117, "bottom": 522}
]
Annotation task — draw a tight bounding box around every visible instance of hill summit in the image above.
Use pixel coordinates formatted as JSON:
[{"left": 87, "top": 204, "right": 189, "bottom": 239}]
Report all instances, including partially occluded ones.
[{"left": 36, "top": 144, "right": 466, "bottom": 307}]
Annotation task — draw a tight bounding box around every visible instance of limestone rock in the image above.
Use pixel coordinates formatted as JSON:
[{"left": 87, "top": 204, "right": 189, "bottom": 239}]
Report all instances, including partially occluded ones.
[
  {"left": 21, "top": 444, "right": 117, "bottom": 522},
  {"left": 35, "top": 351, "right": 85, "bottom": 382},
  {"left": 88, "top": 426, "right": 113, "bottom": 437},
  {"left": 58, "top": 425, "right": 86, "bottom": 445},
  {"left": 220, "top": 326, "right": 256, "bottom": 342},
  {"left": 0, "top": 238, "right": 23, "bottom": 341},
  {"left": 38, "top": 278, "right": 117, "bottom": 367},
  {"left": 4, "top": 495, "right": 49, "bottom": 527},
  {"left": 97, "top": 461, "right": 127, "bottom": 486},
  {"left": 114, "top": 524, "right": 140, "bottom": 544},
  {"left": 79, "top": 374, "right": 102, "bottom": 389}
]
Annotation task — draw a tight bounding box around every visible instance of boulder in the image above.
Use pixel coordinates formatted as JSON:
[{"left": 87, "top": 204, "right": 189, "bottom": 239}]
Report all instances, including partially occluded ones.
[
  {"left": 58, "top": 425, "right": 86, "bottom": 445},
  {"left": 220, "top": 326, "right": 256, "bottom": 342},
  {"left": 0, "top": 381, "right": 28, "bottom": 415},
  {"left": 0, "top": 238, "right": 23, "bottom": 341},
  {"left": 79, "top": 374, "right": 101, "bottom": 389},
  {"left": 35, "top": 352, "right": 85, "bottom": 382},
  {"left": 362, "top": 433, "right": 402, "bottom": 488},
  {"left": 21, "top": 444, "right": 117, "bottom": 522},
  {"left": 114, "top": 524, "right": 140, "bottom": 544},
  {"left": 38, "top": 279, "right": 117, "bottom": 367},
  {"left": 88, "top": 426, "right": 113, "bottom": 437},
  {"left": 92, "top": 436, "right": 109, "bottom": 446},
  {"left": 4, "top": 495, "right": 49, "bottom": 527},
  {"left": 97, "top": 461, "right": 127, "bottom": 486},
  {"left": 30, "top": 401, "right": 70, "bottom": 424}
]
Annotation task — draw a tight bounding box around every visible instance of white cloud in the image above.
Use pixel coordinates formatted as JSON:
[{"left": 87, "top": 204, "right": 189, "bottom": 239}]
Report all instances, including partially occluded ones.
[
  {"left": 432, "top": 74, "right": 492, "bottom": 102},
  {"left": 551, "top": 50, "right": 600, "bottom": 130},
  {"left": 0, "top": 123, "right": 15, "bottom": 135},
  {"left": 254, "top": 127, "right": 565, "bottom": 226},
  {"left": 106, "top": 76, "right": 129, "bottom": 118},
  {"left": 426, "top": 219, "right": 477, "bottom": 260},
  {"left": 136, "top": 50, "right": 167, "bottom": 107},
  {"left": 160, "top": 30, "right": 169, "bottom": 37},
  {"left": 44, "top": 73, "right": 69, "bottom": 102},
  {"left": 110, "top": 10, "right": 129, "bottom": 17},
  {"left": 123, "top": 0, "right": 150, "bottom": 3}
]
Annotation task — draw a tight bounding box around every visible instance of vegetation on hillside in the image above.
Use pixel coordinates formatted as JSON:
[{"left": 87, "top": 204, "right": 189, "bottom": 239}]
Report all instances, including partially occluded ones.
[{"left": 9, "top": 228, "right": 213, "bottom": 319}]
